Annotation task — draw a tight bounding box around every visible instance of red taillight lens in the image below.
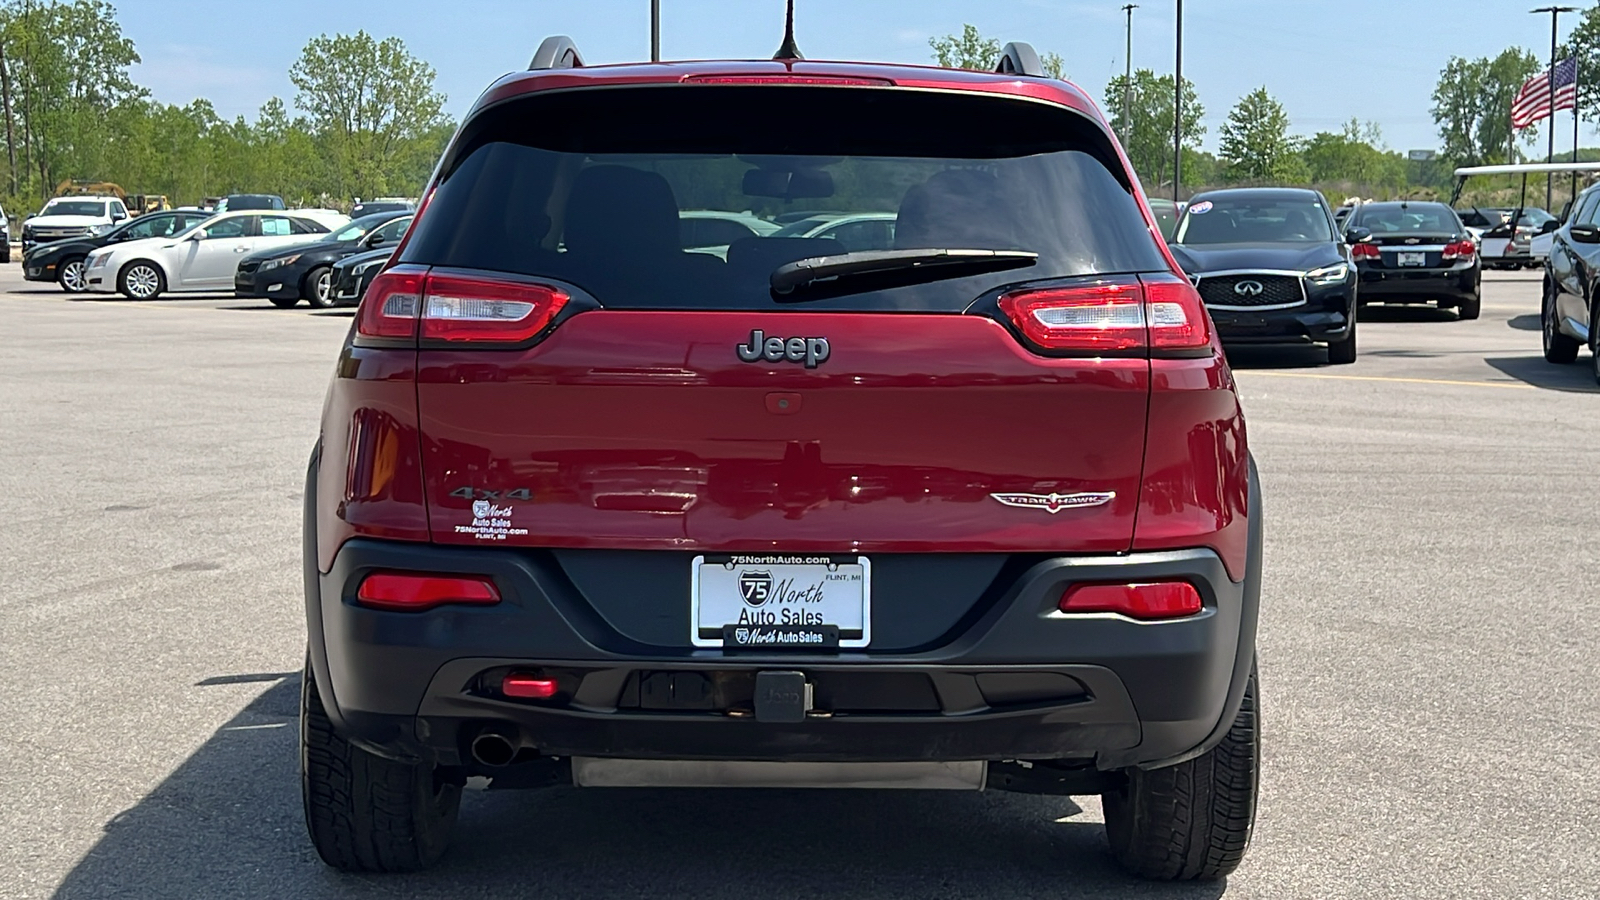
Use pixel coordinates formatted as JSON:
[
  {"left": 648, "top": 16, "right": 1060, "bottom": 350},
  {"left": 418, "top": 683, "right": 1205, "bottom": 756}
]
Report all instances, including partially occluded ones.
[
  {"left": 1142, "top": 273, "right": 1212, "bottom": 351},
  {"left": 355, "top": 572, "right": 501, "bottom": 612},
  {"left": 998, "top": 281, "right": 1147, "bottom": 352},
  {"left": 421, "top": 274, "right": 568, "bottom": 343},
  {"left": 1059, "top": 582, "right": 1203, "bottom": 620},
  {"left": 1350, "top": 242, "right": 1380, "bottom": 261},
  {"left": 1442, "top": 240, "right": 1476, "bottom": 261},
  {"left": 501, "top": 673, "right": 559, "bottom": 699},
  {"left": 997, "top": 275, "right": 1211, "bottom": 353},
  {"left": 356, "top": 265, "right": 427, "bottom": 340}
]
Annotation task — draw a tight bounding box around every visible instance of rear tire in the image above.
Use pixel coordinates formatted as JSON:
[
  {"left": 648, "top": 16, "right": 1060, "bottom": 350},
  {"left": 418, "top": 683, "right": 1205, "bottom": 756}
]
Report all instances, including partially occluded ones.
[
  {"left": 1326, "top": 319, "right": 1357, "bottom": 365},
  {"left": 1456, "top": 293, "right": 1481, "bottom": 321},
  {"left": 118, "top": 261, "right": 164, "bottom": 300},
  {"left": 57, "top": 256, "right": 88, "bottom": 293},
  {"left": 1102, "top": 661, "right": 1259, "bottom": 881},
  {"left": 1543, "top": 280, "right": 1580, "bottom": 364},
  {"left": 303, "top": 265, "right": 334, "bottom": 308},
  {"left": 301, "top": 657, "right": 461, "bottom": 872}
]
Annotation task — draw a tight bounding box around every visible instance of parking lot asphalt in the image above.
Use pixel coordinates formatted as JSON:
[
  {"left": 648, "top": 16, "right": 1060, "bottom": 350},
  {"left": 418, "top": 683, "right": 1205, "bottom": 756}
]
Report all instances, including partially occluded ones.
[{"left": 2, "top": 268, "right": 1597, "bottom": 899}]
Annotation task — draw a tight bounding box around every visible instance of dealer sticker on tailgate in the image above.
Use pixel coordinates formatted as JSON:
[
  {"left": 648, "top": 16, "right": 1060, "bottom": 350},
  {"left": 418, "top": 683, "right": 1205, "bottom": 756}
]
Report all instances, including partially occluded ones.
[{"left": 691, "top": 554, "right": 871, "bottom": 649}]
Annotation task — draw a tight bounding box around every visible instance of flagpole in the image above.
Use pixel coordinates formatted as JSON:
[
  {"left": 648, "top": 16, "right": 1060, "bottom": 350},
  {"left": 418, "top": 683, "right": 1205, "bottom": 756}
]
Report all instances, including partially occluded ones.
[
  {"left": 1574, "top": 55, "right": 1582, "bottom": 206},
  {"left": 1533, "top": 6, "right": 1579, "bottom": 211}
]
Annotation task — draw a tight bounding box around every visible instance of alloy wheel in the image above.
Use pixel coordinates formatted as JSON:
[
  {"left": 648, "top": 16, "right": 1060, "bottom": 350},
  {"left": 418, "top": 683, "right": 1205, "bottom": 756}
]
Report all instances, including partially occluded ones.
[
  {"left": 316, "top": 271, "right": 332, "bottom": 304},
  {"left": 59, "top": 259, "right": 87, "bottom": 292},
  {"left": 125, "top": 265, "right": 160, "bottom": 300},
  {"left": 1542, "top": 284, "right": 1556, "bottom": 354}
]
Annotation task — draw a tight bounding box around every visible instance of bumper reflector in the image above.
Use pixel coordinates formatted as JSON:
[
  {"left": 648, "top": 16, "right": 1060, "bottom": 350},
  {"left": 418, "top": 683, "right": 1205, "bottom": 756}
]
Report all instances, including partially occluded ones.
[
  {"left": 355, "top": 572, "right": 500, "bottom": 612},
  {"left": 1059, "top": 582, "right": 1202, "bottom": 620},
  {"left": 502, "top": 673, "right": 559, "bottom": 699}
]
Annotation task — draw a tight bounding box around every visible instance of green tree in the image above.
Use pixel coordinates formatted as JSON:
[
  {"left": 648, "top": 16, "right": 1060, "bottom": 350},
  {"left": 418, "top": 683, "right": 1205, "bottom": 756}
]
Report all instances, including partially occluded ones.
[
  {"left": 1103, "top": 69, "right": 1205, "bottom": 191},
  {"left": 1301, "top": 119, "right": 1407, "bottom": 192},
  {"left": 1430, "top": 48, "right": 1541, "bottom": 165},
  {"left": 289, "top": 30, "right": 450, "bottom": 199},
  {"left": 1219, "top": 87, "right": 1304, "bottom": 183},
  {"left": 1561, "top": 8, "right": 1600, "bottom": 124},
  {"left": 929, "top": 24, "right": 999, "bottom": 71}
]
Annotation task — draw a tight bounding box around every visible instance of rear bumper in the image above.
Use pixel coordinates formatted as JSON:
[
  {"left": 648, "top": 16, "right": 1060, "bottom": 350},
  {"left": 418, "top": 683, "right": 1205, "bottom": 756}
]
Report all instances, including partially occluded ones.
[
  {"left": 304, "top": 458, "right": 1262, "bottom": 774},
  {"left": 1358, "top": 266, "right": 1477, "bottom": 301}
]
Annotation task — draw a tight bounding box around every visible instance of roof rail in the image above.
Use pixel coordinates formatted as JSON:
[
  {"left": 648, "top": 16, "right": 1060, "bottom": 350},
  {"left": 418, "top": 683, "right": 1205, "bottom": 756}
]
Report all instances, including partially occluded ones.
[
  {"left": 995, "top": 42, "right": 1045, "bottom": 78},
  {"left": 530, "top": 36, "right": 583, "bottom": 71}
]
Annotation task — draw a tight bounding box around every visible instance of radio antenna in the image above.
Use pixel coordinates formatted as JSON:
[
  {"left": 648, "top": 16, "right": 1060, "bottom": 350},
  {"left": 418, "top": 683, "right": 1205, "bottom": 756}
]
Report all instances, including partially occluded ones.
[{"left": 773, "top": 0, "right": 803, "bottom": 60}]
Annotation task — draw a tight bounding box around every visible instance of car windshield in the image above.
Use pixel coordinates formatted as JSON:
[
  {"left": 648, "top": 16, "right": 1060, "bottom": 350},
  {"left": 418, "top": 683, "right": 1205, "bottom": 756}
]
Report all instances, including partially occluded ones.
[
  {"left": 400, "top": 86, "right": 1165, "bottom": 311},
  {"left": 325, "top": 213, "right": 397, "bottom": 242},
  {"left": 1515, "top": 208, "right": 1554, "bottom": 227},
  {"left": 1352, "top": 203, "right": 1459, "bottom": 234},
  {"left": 1176, "top": 197, "right": 1334, "bottom": 244},
  {"left": 41, "top": 200, "right": 107, "bottom": 217}
]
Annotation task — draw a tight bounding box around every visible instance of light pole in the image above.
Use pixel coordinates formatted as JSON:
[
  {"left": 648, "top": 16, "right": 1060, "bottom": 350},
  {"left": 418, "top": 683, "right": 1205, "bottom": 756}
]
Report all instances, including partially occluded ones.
[
  {"left": 1121, "top": 4, "right": 1138, "bottom": 137},
  {"left": 651, "top": 0, "right": 661, "bottom": 62},
  {"left": 1532, "top": 5, "right": 1577, "bottom": 211},
  {"left": 1173, "top": 0, "right": 1183, "bottom": 203}
]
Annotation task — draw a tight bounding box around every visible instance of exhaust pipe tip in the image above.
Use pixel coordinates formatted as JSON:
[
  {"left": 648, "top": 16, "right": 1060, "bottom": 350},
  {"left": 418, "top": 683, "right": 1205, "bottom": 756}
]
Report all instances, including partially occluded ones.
[{"left": 470, "top": 728, "right": 518, "bottom": 768}]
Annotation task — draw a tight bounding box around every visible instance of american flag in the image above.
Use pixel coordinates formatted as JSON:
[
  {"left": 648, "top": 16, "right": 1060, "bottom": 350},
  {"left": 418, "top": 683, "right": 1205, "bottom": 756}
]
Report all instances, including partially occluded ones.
[{"left": 1512, "top": 57, "right": 1579, "bottom": 130}]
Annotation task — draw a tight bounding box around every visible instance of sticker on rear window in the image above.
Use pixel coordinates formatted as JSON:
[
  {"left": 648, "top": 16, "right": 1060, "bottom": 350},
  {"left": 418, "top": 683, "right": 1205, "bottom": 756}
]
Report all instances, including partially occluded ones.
[{"left": 1189, "top": 201, "right": 1214, "bottom": 215}]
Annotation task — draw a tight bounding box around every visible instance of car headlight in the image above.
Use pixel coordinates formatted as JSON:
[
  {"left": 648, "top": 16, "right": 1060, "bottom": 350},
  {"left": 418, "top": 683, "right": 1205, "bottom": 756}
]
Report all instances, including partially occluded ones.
[
  {"left": 259, "top": 254, "right": 299, "bottom": 271},
  {"left": 87, "top": 252, "right": 110, "bottom": 268},
  {"left": 1305, "top": 262, "right": 1350, "bottom": 286},
  {"left": 353, "top": 258, "right": 383, "bottom": 275}
]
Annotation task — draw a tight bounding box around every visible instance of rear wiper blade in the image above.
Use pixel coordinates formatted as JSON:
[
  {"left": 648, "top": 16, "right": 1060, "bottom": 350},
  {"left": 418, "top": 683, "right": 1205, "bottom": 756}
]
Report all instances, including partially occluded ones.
[{"left": 769, "top": 248, "right": 1039, "bottom": 301}]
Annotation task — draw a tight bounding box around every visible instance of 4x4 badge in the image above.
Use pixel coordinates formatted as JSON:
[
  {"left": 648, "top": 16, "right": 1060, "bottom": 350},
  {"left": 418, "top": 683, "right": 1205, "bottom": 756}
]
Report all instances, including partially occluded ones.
[
  {"left": 737, "top": 329, "right": 830, "bottom": 368},
  {"left": 990, "top": 491, "right": 1115, "bottom": 514}
]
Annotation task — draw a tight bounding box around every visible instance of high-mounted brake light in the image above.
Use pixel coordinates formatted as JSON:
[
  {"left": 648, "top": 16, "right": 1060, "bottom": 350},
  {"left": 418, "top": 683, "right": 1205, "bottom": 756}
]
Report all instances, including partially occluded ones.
[
  {"left": 1350, "top": 242, "right": 1380, "bottom": 261},
  {"left": 355, "top": 571, "right": 501, "bottom": 612},
  {"left": 682, "top": 75, "right": 893, "bottom": 86},
  {"left": 355, "top": 267, "right": 569, "bottom": 346},
  {"left": 1442, "top": 240, "right": 1476, "bottom": 261},
  {"left": 1059, "top": 581, "right": 1203, "bottom": 620},
  {"left": 996, "top": 274, "right": 1211, "bottom": 354}
]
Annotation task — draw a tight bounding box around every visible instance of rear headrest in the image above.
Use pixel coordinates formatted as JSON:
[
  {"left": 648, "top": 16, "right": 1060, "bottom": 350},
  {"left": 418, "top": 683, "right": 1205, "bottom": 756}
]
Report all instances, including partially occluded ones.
[
  {"left": 895, "top": 168, "right": 1017, "bottom": 250},
  {"left": 565, "top": 165, "right": 681, "bottom": 256}
]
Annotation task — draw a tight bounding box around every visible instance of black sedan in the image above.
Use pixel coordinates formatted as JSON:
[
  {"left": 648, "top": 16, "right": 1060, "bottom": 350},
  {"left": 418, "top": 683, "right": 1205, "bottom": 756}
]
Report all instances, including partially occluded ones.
[
  {"left": 329, "top": 246, "right": 392, "bottom": 307},
  {"left": 1169, "top": 187, "right": 1359, "bottom": 364},
  {"left": 23, "top": 208, "right": 213, "bottom": 292},
  {"left": 1345, "top": 201, "right": 1480, "bottom": 319},
  {"left": 235, "top": 212, "right": 411, "bottom": 308}
]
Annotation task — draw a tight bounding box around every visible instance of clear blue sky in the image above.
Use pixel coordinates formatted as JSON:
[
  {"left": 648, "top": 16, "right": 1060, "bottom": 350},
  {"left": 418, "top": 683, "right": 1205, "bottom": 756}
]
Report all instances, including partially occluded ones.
[{"left": 115, "top": 0, "right": 1592, "bottom": 154}]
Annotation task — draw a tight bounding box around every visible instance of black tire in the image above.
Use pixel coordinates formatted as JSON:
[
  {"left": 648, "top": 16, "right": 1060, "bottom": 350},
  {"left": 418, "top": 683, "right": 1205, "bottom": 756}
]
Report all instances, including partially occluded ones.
[
  {"left": 1591, "top": 304, "right": 1600, "bottom": 388},
  {"left": 269, "top": 294, "right": 301, "bottom": 309},
  {"left": 1326, "top": 318, "right": 1357, "bottom": 365},
  {"left": 1543, "top": 280, "right": 1580, "bottom": 364},
  {"left": 117, "top": 260, "right": 165, "bottom": 300},
  {"left": 57, "top": 256, "right": 88, "bottom": 293},
  {"left": 303, "top": 265, "right": 335, "bottom": 308},
  {"left": 1456, "top": 293, "right": 1481, "bottom": 321},
  {"left": 1103, "top": 661, "right": 1259, "bottom": 881},
  {"left": 301, "top": 658, "right": 461, "bottom": 872}
]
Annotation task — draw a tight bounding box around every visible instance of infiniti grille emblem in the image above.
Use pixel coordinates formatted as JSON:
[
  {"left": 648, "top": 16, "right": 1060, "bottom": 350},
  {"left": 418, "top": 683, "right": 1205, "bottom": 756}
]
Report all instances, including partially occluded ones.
[{"left": 1233, "top": 280, "right": 1265, "bottom": 297}]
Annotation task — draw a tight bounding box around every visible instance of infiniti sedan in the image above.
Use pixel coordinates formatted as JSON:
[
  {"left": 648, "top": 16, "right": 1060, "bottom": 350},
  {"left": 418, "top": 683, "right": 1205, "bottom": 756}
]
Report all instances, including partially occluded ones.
[{"left": 1169, "top": 187, "right": 1358, "bottom": 364}]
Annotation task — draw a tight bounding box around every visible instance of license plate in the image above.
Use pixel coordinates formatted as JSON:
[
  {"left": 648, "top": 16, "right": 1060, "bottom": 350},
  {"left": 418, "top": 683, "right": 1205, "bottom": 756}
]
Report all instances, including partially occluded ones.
[
  {"left": 1397, "top": 252, "right": 1426, "bottom": 267},
  {"left": 691, "top": 554, "right": 870, "bottom": 649}
]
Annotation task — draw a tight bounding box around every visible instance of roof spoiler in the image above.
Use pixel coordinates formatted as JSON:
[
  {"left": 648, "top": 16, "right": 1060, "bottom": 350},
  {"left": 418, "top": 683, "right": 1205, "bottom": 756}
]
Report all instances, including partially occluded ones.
[
  {"left": 996, "top": 42, "right": 1045, "bottom": 78},
  {"left": 530, "top": 36, "right": 583, "bottom": 71}
]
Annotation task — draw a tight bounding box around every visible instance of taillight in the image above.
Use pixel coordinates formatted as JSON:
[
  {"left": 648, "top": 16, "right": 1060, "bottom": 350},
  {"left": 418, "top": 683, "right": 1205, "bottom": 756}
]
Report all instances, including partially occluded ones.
[
  {"left": 1442, "top": 240, "right": 1476, "bottom": 261},
  {"left": 355, "top": 571, "right": 501, "bottom": 612},
  {"left": 1350, "top": 242, "right": 1380, "bottom": 261},
  {"left": 356, "top": 265, "right": 426, "bottom": 340},
  {"left": 355, "top": 267, "right": 569, "bottom": 346},
  {"left": 1059, "top": 581, "right": 1203, "bottom": 620},
  {"left": 996, "top": 274, "right": 1211, "bottom": 354},
  {"left": 421, "top": 274, "right": 568, "bottom": 343}
]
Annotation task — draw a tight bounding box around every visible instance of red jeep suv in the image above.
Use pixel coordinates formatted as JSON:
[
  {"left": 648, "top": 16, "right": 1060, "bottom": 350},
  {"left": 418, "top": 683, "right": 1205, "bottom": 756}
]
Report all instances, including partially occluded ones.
[{"left": 301, "top": 35, "right": 1261, "bottom": 882}]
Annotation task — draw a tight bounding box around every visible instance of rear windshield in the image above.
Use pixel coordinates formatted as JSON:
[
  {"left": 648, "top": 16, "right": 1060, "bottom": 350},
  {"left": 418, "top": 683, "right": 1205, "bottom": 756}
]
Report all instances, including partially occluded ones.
[
  {"left": 401, "top": 85, "right": 1166, "bottom": 311},
  {"left": 1352, "top": 203, "right": 1460, "bottom": 234},
  {"left": 1176, "top": 196, "right": 1333, "bottom": 244}
]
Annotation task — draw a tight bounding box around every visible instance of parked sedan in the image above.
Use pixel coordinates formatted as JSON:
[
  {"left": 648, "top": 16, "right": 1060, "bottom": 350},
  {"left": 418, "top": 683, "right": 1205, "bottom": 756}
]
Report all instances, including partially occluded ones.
[
  {"left": 769, "top": 212, "right": 898, "bottom": 251},
  {"left": 328, "top": 246, "right": 392, "bottom": 307},
  {"left": 83, "top": 210, "right": 333, "bottom": 299},
  {"left": 235, "top": 212, "right": 411, "bottom": 308},
  {"left": 1168, "top": 187, "right": 1358, "bottom": 364},
  {"left": 24, "top": 208, "right": 213, "bottom": 292},
  {"left": 1345, "top": 201, "right": 1480, "bottom": 319},
  {"left": 1542, "top": 181, "right": 1600, "bottom": 383}
]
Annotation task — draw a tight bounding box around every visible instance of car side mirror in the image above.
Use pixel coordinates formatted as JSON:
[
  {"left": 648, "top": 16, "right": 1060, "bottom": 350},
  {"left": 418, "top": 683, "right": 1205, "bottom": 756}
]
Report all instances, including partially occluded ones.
[
  {"left": 1540, "top": 219, "right": 1560, "bottom": 235},
  {"left": 1569, "top": 223, "right": 1600, "bottom": 244},
  {"left": 366, "top": 235, "right": 387, "bottom": 248},
  {"left": 1344, "top": 226, "right": 1372, "bottom": 243}
]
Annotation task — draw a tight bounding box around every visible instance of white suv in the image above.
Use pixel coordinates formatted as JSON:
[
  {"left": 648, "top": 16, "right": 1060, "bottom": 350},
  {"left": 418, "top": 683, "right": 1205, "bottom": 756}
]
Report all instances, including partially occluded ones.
[{"left": 22, "top": 196, "right": 129, "bottom": 251}]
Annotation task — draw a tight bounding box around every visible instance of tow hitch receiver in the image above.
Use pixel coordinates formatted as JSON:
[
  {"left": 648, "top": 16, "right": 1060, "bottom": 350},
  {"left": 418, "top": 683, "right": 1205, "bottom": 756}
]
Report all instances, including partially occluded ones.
[{"left": 754, "top": 670, "right": 811, "bottom": 723}]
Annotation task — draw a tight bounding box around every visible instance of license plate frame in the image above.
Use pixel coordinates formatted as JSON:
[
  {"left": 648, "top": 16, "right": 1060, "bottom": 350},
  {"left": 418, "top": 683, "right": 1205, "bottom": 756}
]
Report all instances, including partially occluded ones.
[
  {"left": 1397, "top": 251, "right": 1426, "bottom": 267},
  {"left": 690, "top": 554, "right": 871, "bottom": 649}
]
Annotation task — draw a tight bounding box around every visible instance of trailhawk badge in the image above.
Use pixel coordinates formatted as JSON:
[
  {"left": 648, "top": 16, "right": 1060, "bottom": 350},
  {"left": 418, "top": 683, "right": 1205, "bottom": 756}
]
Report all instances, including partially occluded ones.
[{"left": 989, "top": 491, "right": 1116, "bottom": 514}]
